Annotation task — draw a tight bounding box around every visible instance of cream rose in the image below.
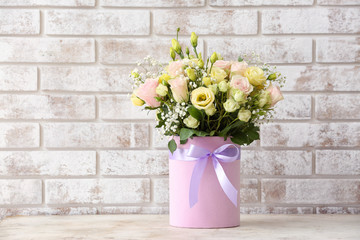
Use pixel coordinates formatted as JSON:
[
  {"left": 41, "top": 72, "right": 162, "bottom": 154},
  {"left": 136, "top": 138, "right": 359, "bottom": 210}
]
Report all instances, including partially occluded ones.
[
  {"left": 191, "top": 87, "right": 215, "bottom": 110},
  {"left": 266, "top": 84, "right": 284, "bottom": 107},
  {"left": 136, "top": 78, "right": 160, "bottom": 108},
  {"left": 213, "top": 60, "right": 232, "bottom": 72},
  {"left": 167, "top": 60, "right": 184, "bottom": 77},
  {"left": 244, "top": 66, "right": 266, "bottom": 87},
  {"left": 230, "top": 75, "right": 253, "bottom": 95},
  {"left": 168, "top": 76, "right": 189, "bottom": 103},
  {"left": 230, "top": 61, "right": 248, "bottom": 77}
]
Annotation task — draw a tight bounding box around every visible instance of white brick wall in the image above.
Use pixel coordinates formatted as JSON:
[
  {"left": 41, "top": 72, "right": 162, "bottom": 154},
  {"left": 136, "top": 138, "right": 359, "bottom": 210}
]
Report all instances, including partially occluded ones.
[{"left": 0, "top": 0, "right": 359, "bottom": 219}]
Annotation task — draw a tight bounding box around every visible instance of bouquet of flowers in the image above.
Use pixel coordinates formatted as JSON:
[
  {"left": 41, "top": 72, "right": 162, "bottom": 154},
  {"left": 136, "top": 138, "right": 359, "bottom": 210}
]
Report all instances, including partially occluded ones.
[{"left": 130, "top": 29, "right": 285, "bottom": 153}]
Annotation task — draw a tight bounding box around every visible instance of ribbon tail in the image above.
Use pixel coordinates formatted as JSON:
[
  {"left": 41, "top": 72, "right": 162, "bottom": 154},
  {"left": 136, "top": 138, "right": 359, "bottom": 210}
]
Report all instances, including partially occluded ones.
[
  {"left": 189, "top": 157, "right": 208, "bottom": 208},
  {"left": 212, "top": 158, "right": 238, "bottom": 207}
]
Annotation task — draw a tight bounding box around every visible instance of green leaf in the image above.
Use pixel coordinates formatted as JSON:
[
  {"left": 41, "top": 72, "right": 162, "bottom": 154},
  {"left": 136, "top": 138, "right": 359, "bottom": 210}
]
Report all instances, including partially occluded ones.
[
  {"left": 219, "top": 121, "right": 245, "bottom": 137},
  {"left": 188, "top": 105, "right": 203, "bottom": 121},
  {"left": 231, "top": 134, "right": 248, "bottom": 145},
  {"left": 248, "top": 130, "right": 259, "bottom": 141},
  {"left": 168, "top": 139, "right": 177, "bottom": 154},
  {"left": 193, "top": 130, "right": 208, "bottom": 137},
  {"left": 210, "top": 130, "right": 216, "bottom": 136},
  {"left": 238, "top": 56, "right": 243, "bottom": 62},
  {"left": 180, "top": 128, "right": 194, "bottom": 144}
]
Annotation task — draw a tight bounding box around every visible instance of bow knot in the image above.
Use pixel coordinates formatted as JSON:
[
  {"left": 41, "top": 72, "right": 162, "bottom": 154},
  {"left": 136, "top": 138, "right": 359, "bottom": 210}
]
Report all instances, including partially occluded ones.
[{"left": 170, "top": 144, "right": 240, "bottom": 208}]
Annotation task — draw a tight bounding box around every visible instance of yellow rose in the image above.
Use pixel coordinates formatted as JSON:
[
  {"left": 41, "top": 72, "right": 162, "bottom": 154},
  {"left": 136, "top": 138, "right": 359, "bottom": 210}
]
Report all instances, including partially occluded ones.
[
  {"left": 202, "top": 77, "right": 211, "bottom": 86},
  {"left": 131, "top": 93, "right": 144, "bottom": 106},
  {"left": 211, "top": 67, "right": 227, "bottom": 83},
  {"left": 244, "top": 66, "right": 266, "bottom": 86},
  {"left": 159, "top": 73, "right": 171, "bottom": 84},
  {"left": 191, "top": 87, "right": 215, "bottom": 110}
]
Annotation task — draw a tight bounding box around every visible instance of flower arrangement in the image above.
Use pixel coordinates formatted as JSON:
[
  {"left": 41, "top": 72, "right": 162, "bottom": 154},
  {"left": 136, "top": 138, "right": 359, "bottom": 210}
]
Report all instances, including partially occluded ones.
[{"left": 130, "top": 29, "right": 285, "bottom": 153}]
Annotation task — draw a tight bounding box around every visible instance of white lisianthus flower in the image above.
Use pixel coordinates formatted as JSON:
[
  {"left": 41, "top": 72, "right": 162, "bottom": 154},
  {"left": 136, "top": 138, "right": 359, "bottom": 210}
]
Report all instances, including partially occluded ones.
[
  {"left": 238, "top": 108, "right": 252, "bottom": 122},
  {"left": 184, "top": 115, "right": 200, "bottom": 129},
  {"left": 205, "top": 104, "right": 216, "bottom": 116},
  {"left": 155, "top": 84, "right": 168, "bottom": 97},
  {"left": 218, "top": 81, "right": 228, "bottom": 93},
  {"left": 223, "top": 98, "right": 240, "bottom": 113}
]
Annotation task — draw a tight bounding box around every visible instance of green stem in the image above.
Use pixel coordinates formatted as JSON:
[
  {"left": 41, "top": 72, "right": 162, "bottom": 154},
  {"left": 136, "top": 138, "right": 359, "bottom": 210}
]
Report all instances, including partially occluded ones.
[{"left": 193, "top": 47, "right": 199, "bottom": 58}]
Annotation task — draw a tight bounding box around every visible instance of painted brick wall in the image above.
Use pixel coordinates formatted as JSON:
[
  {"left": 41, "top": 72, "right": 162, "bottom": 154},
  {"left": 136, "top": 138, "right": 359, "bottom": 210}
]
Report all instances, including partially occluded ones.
[{"left": 0, "top": 0, "right": 359, "bottom": 219}]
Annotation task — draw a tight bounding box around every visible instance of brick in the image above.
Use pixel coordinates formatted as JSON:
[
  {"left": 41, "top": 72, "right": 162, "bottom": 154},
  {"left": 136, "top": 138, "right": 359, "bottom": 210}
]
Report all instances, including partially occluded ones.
[
  {"left": 46, "top": 10, "right": 149, "bottom": 35},
  {"left": 99, "top": 38, "right": 204, "bottom": 64},
  {"left": 0, "top": 10, "right": 39, "bottom": 35},
  {"left": 348, "top": 207, "right": 360, "bottom": 214},
  {"left": 316, "top": 38, "right": 360, "bottom": 63},
  {"left": 241, "top": 150, "right": 312, "bottom": 176},
  {"left": 0, "top": 180, "right": 42, "bottom": 205},
  {"left": 101, "top": 0, "right": 205, "bottom": 7},
  {"left": 152, "top": 127, "right": 171, "bottom": 149},
  {"left": 0, "top": 66, "right": 37, "bottom": 91},
  {"left": 273, "top": 94, "right": 311, "bottom": 120},
  {"left": 0, "top": 0, "right": 95, "bottom": 6},
  {"left": 41, "top": 66, "right": 132, "bottom": 92},
  {"left": 260, "top": 123, "right": 360, "bottom": 147},
  {"left": 279, "top": 66, "right": 360, "bottom": 92},
  {"left": 316, "top": 150, "right": 360, "bottom": 175},
  {"left": 263, "top": 8, "right": 360, "bottom": 34},
  {"left": 0, "top": 123, "right": 39, "bottom": 148},
  {"left": 101, "top": 206, "right": 168, "bottom": 214},
  {"left": 45, "top": 179, "right": 150, "bottom": 204},
  {"left": 318, "top": 0, "right": 360, "bottom": 5},
  {"left": 316, "top": 94, "right": 360, "bottom": 119},
  {"left": 154, "top": 10, "right": 257, "bottom": 35},
  {"left": 0, "top": 151, "right": 96, "bottom": 176},
  {"left": 240, "top": 179, "right": 258, "bottom": 203},
  {"left": 207, "top": 38, "right": 312, "bottom": 63},
  {"left": 262, "top": 179, "right": 360, "bottom": 204},
  {"left": 100, "top": 150, "right": 168, "bottom": 175},
  {"left": 0, "top": 95, "right": 95, "bottom": 120},
  {"left": 0, "top": 207, "right": 97, "bottom": 219},
  {"left": 316, "top": 207, "right": 355, "bottom": 214},
  {"left": 210, "top": 0, "right": 313, "bottom": 6},
  {"left": 240, "top": 207, "right": 313, "bottom": 214},
  {"left": 43, "top": 123, "right": 149, "bottom": 148},
  {"left": 153, "top": 178, "right": 168, "bottom": 204},
  {"left": 99, "top": 95, "right": 155, "bottom": 120},
  {"left": 0, "top": 38, "right": 95, "bottom": 63}
]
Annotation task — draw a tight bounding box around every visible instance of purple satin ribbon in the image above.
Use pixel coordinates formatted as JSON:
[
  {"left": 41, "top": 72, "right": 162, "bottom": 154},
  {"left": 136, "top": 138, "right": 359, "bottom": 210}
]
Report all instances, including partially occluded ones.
[{"left": 169, "top": 144, "right": 240, "bottom": 208}]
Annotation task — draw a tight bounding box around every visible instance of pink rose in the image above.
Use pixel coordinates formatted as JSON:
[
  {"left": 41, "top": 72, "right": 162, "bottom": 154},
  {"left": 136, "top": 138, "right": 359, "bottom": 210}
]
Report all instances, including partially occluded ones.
[
  {"left": 136, "top": 78, "right": 160, "bottom": 107},
  {"left": 230, "top": 75, "right": 253, "bottom": 95},
  {"left": 266, "top": 84, "right": 284, "bottom": 107},
  {"left": 231, "top": 61, "right": 248, "bottom": 77},
  {"left": 168, "top": 76, "right": 189, "bottom": 103},
  {"left": 167, "top": 60, "right": 184, "bottom": 77},
  {"left": 213, "top": 60, "right": 231, "bottom": 72}
]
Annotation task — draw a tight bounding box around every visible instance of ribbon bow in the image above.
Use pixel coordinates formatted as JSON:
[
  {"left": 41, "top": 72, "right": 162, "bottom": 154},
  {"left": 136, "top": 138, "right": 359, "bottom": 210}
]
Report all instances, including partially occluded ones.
[{"left": 170, "top": 144, "right": 240, "bottom": 208}]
